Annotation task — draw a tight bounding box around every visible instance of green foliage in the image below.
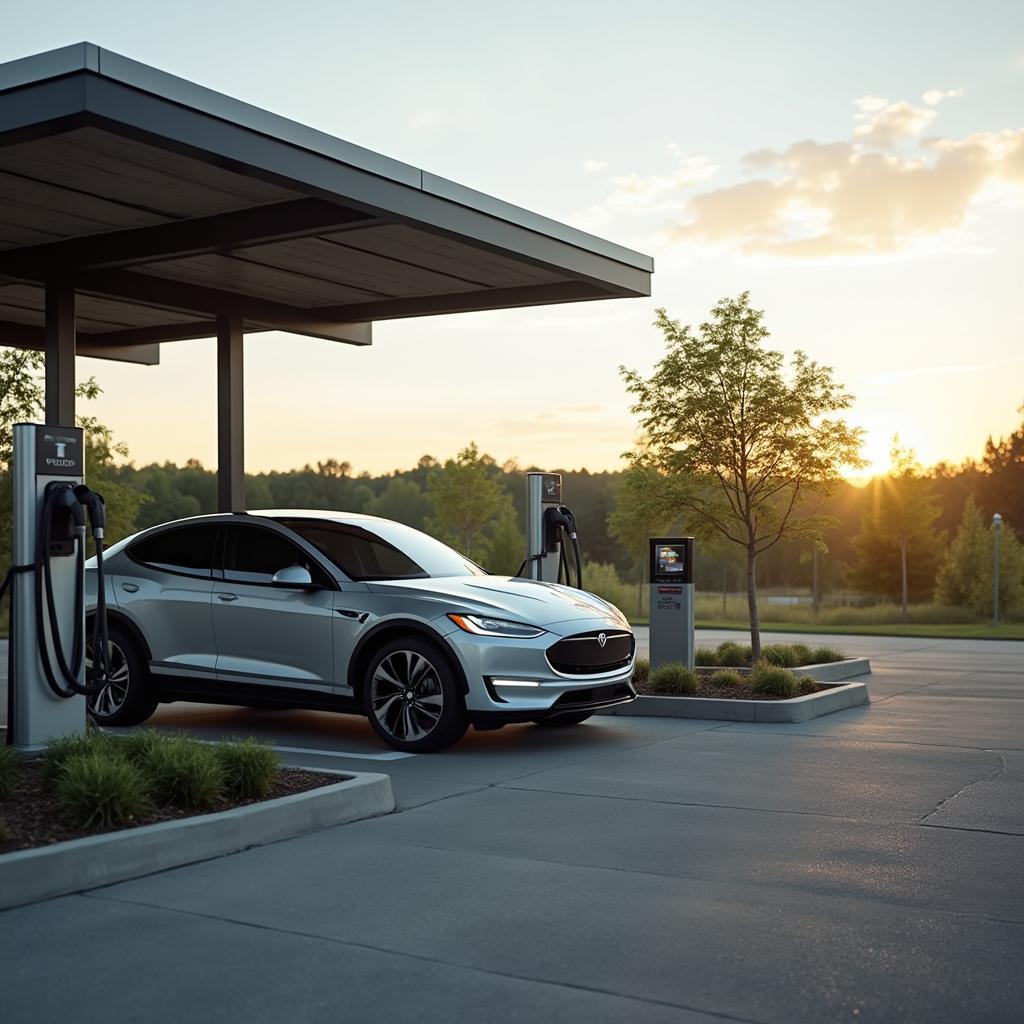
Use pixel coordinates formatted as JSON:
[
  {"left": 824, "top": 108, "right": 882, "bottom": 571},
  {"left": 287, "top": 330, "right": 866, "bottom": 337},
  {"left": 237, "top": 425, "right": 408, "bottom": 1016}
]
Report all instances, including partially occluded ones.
[
  {"left": 749, "top": 663, "right": 801, "bottom": 698},
  {"left": 424, "top": 442, "right": 524, "bottom": 569},
  {"left": 214, "top": 738, "right": 280, "bottom": 800},
  {"left": 632, "top": 657, "right": 650, "bottom": 685},
  {"left": 761, "top": 644, "right": 800, "bottom": 668},
  {"left": 581, "top": 561, "right": 633, "bottom": 615},
  {"left": 809, "top": 646, "right": 845, "bottom": 663},
  {"left": 850, "top": 441, "right": 945, "bottom": 610},
  {"left": 798, "top": 677, "right": 819, "bottom": 695},
  {"left": 144, "top": 737, "right": 225, "bottom": 809},
  {"left": 620, "top": 293, "right": 865, "bottom": 658},
  {"left": 695, "top": 646, "right": 719, "bottom": 666},
  {"left": 117, "top": 729, "right": 164, "bottom": 767},
  {"left": 710, "top": 669, "right": 744, "bottom": 688},
  {"left": 790, "top": 643, "right": 814, "bottom": 665},
  {"left": 43, "top": 730, "right": 120, "bottom": 786},
  {"left": 648, "top": 663, "right": 699, "bottom": 695},
  {"left": 716, "top": 640, "right": 752, "bottom": 667},
  {"left": 0, "top": 744, "right": 19, "bottom": 799},
  {"left": 935, "top": 497, "right": 1024, "bottom": 617},
  {"left": 368, "top": 476, "right": 431, "bottom": 530},
  {"left": 56, "top": 752, "right": 152, "bottom": 829}
]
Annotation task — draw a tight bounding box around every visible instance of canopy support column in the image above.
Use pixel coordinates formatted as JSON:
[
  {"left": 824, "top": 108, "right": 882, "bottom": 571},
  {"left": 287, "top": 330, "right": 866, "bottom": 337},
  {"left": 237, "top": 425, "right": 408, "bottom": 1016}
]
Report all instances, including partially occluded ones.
[
  {"left": 217, "top": 315, "right": 245, "bottom": 513},
  {"left": 44, "top": 279, "right": 76, "bottom": 426}
]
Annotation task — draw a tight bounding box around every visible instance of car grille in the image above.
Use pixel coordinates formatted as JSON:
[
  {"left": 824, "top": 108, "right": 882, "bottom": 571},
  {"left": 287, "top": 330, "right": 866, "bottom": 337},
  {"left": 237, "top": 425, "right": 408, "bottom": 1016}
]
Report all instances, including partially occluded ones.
[
  {"left": 546, "top": 630, "right": 635, "bottom": 675},
  {"left": 550, "top": 683, "right": 635, "bottom": 709}
]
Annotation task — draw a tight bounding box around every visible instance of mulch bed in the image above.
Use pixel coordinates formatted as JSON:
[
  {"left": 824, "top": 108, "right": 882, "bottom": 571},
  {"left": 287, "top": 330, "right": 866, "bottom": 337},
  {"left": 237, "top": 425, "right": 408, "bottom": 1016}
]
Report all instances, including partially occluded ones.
[
  {"left": 634, "top": 677, "right": 826, "bottom": 701},
  {"left": 0, "top": 762, "right": 345, "bottom": 856}
]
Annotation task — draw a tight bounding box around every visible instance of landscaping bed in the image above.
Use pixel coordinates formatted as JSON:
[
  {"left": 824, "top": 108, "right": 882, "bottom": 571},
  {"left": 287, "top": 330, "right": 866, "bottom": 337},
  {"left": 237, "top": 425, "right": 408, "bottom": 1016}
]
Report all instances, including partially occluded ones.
[{"left": 0, "top": 759, "right": 341, "bottom": 855}]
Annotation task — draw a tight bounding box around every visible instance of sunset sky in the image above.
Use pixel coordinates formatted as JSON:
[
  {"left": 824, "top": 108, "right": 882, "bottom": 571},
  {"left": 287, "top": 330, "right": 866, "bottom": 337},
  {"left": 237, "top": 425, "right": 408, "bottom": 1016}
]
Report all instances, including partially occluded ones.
[{"left": 4, "top": 1, "right": 1024, "bottom": 479}]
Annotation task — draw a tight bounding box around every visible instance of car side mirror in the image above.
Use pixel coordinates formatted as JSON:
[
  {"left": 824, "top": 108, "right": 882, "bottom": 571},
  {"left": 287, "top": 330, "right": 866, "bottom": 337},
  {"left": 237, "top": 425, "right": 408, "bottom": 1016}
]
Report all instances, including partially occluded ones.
[{"left": 271, "top": 565, "right": 315, "bottom": 588}]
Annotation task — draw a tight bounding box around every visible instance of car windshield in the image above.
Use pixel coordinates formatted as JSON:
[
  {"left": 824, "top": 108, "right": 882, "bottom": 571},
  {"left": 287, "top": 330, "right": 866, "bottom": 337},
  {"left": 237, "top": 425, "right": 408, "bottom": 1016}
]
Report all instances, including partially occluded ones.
[{"left": 275, "top": 518, "right": 485, "bottom": 581}]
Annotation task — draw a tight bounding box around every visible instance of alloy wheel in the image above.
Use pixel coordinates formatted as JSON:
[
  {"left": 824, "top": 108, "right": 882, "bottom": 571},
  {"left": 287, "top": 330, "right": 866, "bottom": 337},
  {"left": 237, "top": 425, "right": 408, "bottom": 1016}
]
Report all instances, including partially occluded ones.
[
  {"left": 85, "top": 640, "right": 130, "bottom": 718},
  {"left": 370, "top": 650, "right": 444, "bottom": 742}
]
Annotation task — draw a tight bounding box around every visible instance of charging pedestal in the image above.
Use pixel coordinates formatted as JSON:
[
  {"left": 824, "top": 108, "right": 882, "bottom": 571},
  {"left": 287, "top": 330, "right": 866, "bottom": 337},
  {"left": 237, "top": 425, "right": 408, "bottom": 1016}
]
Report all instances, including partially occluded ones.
[
  {"left": 648, "top": 537, "right": 695, "bottom": 670},
  {"left": 10, "top": 423, "right": 87, "bottom": 749},
  {"left": 525, "top": 472, "right": 564, "bottom": 583}
]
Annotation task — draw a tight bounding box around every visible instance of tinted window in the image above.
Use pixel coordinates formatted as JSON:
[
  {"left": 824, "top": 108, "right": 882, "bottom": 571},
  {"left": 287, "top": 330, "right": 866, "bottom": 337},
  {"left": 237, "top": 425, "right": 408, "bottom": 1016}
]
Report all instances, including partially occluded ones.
[
  {"left": 277, "top": 519, "right": 482, "bottom": 581},
  {"left": 223, "top": 525, "right": 330, "bottom": 585},
  {"left": 130, "top": 524, "right": 217, "bottom": 577}
]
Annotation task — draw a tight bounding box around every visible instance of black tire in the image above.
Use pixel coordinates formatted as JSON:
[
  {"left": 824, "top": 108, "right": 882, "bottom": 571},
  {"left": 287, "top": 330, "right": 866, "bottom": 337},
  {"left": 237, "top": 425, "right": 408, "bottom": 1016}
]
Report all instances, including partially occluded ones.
[
  {"left": 532, "top": 712, "right": 594, "bottom": 728},
  {"left": 86, "top": 623, "right": 159, "bottom": 727},
  {"left": 362, "top": 636, "right": 468, "bottom": 753}
]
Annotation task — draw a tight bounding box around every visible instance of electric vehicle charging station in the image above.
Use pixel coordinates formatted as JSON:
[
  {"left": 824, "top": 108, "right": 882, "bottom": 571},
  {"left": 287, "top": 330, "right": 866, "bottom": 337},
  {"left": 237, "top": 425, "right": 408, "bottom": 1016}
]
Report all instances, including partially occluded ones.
[
  {"left": 6, "top": 423, "right": 113, "bottom": 749},
  {"left": 648, "top": 537, "right": 695, "bottom": 670},
  {"left": 525, "top": 472, "right": 584, "bottom": 589}
]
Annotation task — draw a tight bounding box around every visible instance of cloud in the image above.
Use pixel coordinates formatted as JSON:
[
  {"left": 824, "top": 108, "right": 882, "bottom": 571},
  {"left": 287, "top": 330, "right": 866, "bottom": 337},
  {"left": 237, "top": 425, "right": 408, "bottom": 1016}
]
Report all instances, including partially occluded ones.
[
  {"left": 572, "top": 148, "right": 718, "bottom": 231},
  {"left": 583, "top": 158, "right": 608, "bottom": 175},
  {"left": 670, "top": 94, "right": 1024, "bottom": 258},
  {"left": 922, "top": 87, "right": 963, "bottom": 106}
]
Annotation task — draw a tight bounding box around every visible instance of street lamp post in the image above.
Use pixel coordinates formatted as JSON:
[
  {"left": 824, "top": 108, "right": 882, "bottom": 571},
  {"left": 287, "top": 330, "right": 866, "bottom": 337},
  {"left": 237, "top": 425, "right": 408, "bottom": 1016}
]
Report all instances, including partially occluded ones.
[{"left": 992, "top": 512, "right": 1002, "bottom": 627}]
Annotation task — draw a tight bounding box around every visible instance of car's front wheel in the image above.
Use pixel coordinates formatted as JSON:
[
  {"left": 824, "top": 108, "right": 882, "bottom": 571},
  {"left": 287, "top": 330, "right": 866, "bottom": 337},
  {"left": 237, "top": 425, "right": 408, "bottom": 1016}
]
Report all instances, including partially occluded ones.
[
  {"left": 363, "top": 637, "right": 468, "bottom": 753},
  {"left": 85, "top": 623, "right": 159, "bottom": 727}
]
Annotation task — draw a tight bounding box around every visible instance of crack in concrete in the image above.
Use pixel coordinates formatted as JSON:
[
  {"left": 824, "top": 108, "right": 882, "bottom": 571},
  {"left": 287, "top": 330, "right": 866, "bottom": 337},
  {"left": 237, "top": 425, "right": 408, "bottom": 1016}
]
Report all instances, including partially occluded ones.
[{"left": 918, "top": 751, "right": 1008, "bottom": 825}]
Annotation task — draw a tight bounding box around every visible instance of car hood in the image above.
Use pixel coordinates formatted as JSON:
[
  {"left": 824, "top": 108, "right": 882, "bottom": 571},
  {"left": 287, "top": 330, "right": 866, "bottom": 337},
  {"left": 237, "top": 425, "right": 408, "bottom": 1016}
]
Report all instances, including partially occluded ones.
[{"left": 367, "top": 576, "right": 629, "bottom": 628}]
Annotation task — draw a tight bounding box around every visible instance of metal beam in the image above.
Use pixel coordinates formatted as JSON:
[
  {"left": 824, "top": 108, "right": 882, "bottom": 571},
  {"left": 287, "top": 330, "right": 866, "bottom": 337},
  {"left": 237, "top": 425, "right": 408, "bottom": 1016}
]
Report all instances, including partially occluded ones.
[
  {"left": 217, "top": 316, "right": 244, "bottom": 513},
  {"left": 0, "top": 199, "right": 379, "bottom": 276},
  {"left": 72, "top": 271, "right": 372, "bottom": 346},
  {"left": 44, "top": 279, "right": 75, "bottom": 425},
  {"left": 0, "top": 318, "right": 160, "bottom": 364},
  {"left": 308, "top": 281, "right": 608, "bottom": 322}
]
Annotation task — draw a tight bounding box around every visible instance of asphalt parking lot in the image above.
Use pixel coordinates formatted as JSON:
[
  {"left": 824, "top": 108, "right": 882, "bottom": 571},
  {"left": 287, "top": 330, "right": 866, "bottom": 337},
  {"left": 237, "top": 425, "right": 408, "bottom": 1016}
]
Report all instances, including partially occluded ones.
[{"left": 2, "top": 629, "right": 1023, "bottom": 1022}]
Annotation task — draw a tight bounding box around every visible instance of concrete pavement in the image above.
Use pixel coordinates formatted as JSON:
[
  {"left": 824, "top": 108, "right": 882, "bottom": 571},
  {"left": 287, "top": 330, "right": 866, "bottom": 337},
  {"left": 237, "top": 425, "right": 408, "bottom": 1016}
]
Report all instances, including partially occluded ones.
[{"left": 1, "top": 631, "right": 1023, "bottom": 1022}]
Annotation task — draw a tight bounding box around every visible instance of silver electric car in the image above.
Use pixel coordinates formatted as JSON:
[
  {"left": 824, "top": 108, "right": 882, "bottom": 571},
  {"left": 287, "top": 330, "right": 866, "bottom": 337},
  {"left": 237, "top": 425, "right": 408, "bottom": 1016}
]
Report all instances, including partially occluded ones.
[{"left": 85, "top": 510, "right": 636, "bottom": 751}]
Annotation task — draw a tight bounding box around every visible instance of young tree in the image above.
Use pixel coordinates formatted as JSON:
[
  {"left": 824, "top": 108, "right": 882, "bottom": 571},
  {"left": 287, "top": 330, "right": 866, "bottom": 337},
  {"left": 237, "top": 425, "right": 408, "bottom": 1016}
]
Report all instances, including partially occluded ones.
[
  {"left": 935, "top": 496, "right": 1024, "bottom": 617},
  {"left": 425, "top": 442, "right": 520, "bottom": 567},
  {"left": 608, "top": 465, "right": 678, "bottom": 616},
  {"left": 849, "top": 440, "right": 944, "bottom": 618},
  {"left": 621, "top": 293, "right": 864, "bottom": 659}
]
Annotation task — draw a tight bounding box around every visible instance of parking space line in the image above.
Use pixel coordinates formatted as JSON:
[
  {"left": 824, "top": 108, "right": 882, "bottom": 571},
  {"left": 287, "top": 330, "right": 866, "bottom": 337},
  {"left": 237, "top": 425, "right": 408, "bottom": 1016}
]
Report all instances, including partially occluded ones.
[{"left": 271, "top": 744, "right": 416, "bottom": 761}]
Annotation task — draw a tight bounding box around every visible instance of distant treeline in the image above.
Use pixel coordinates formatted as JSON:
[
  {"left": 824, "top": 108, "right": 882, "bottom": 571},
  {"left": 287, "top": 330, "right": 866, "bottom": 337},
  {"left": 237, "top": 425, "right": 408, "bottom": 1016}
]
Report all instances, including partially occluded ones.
[{"left": 103, "top": 408, "right": 1023, "bottom": 605}]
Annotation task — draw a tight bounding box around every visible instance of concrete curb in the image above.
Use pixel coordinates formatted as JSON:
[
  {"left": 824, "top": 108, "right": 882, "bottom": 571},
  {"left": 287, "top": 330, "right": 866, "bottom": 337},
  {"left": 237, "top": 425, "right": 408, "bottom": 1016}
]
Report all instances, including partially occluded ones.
[
  {"left": 0, "top": 771, "right": 394, "bottom": 912},
  {"left": 600, "top": 680, "right": 870, "bottom": 723},
  {"left": 800, "top": 657, "right": 871, "bottom": 681}
]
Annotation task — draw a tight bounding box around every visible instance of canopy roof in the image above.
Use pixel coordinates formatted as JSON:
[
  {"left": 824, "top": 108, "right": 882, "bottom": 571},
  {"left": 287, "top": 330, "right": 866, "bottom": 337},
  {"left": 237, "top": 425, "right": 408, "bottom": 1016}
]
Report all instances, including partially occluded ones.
[{"left": 0, "top": 43, "right": 653, "bottom": 365}]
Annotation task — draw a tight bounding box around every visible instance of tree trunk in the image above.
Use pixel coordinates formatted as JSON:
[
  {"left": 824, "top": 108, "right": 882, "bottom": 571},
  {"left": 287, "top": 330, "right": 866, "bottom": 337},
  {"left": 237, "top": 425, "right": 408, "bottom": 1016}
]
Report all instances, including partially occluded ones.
[
  {"left": 900, "top": 540, "right": 909, "bottom": 622},
  {"left": 747, "top": 548, "right": 761, "bottom": 661}
]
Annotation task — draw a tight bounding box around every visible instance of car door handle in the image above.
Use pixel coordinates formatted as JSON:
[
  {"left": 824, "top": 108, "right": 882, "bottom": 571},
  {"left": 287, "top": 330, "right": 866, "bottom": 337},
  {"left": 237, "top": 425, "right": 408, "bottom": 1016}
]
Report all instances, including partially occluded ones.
[
  {"left": 218, "top": 593, "right": 239, "bottom": 602},
  {"left": 336, "top": 608, "right": 368, "bottom": 622}
]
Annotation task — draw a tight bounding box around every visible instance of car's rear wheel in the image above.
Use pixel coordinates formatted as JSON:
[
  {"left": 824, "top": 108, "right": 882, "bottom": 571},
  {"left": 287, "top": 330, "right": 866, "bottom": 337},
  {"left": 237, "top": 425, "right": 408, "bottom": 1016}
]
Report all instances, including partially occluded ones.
[
  {"left": 363, "top": 637, "right": 467, "bottom": 753},
  {"left": 533, "top": 712, "right": 594, "bottom": 727},
  {"left": 86, "top": 623, "right": 159, "bottom": 727}
]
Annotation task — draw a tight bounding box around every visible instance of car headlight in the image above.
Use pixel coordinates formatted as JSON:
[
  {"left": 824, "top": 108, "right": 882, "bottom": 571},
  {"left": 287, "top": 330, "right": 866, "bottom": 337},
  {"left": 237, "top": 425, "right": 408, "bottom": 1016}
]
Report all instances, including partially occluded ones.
[{"left": 448, "top": 613, "right": 545, "bottom": 639}]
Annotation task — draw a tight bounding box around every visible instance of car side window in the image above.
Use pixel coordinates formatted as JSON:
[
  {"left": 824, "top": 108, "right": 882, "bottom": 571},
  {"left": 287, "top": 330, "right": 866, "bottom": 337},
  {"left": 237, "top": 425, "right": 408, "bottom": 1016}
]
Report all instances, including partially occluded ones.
[
  {"left": 128, "top": 524, "right": 218, "bottom": 578},
  {"left": 222, "top": 525, "right": 331, "bottom": 586}
]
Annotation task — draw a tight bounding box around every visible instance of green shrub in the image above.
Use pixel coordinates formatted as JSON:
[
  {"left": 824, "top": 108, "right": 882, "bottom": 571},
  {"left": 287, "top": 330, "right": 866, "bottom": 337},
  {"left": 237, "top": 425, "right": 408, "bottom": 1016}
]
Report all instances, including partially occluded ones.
[
  {"left": 215, "top": 739, "right": 280, "bottom": 800},
  {"left": 144, "top": 737, "right": 225, "bottom": 810},
  {"left": 43, "top": 730, "right": 121, "bottom": 786},
  {"left": 761, "top": 644, "right": 800, "bottom": 668},
  {"left": 749, "top": 662, "right": 800, "bottom": 698},
  {"left": 716, "top": 641, "right": 750, "bottom": 667},
  {"left": 117, "top": 728, "right": 165, "bottom": 767},
  {"left": 695, "top": 647, "right": 719, "bottom": 667},
  {"left": 0, "top": 745, "right": 20, "bottom": 799},
  {"left": 649, "top": 663, "right": 699, "bottom": 696},
  {"left": 632, "top": 657, "right": 650, "bottom": 685},
  {"left": 798, "top": 677, "right": 819, "bottom": 695},
  {"left": 790, "top": 643, "right": 814, "bottom": 666},
  {"left": 56, "top": 752, "right": 152, "bottom": 829},
  {"left": 809, "top": 646, "right": 845, "bottom": 664},
  {"left": 710, "top": 669, "right": 744, "bottom": 688}
]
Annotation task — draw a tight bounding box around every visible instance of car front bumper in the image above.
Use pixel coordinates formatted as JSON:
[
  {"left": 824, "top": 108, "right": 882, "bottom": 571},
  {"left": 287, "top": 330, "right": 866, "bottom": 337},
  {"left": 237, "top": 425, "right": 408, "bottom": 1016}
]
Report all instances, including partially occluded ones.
[{"left": 438, "top": 616, "right": 638, "bottom": 719}]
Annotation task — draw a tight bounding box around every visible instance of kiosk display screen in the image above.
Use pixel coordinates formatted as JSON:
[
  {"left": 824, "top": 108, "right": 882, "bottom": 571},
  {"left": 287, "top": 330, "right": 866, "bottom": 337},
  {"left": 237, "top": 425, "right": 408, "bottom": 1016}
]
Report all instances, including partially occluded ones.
[{"left": 649, "top": 537, "right": 694, "bottom": 584}]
